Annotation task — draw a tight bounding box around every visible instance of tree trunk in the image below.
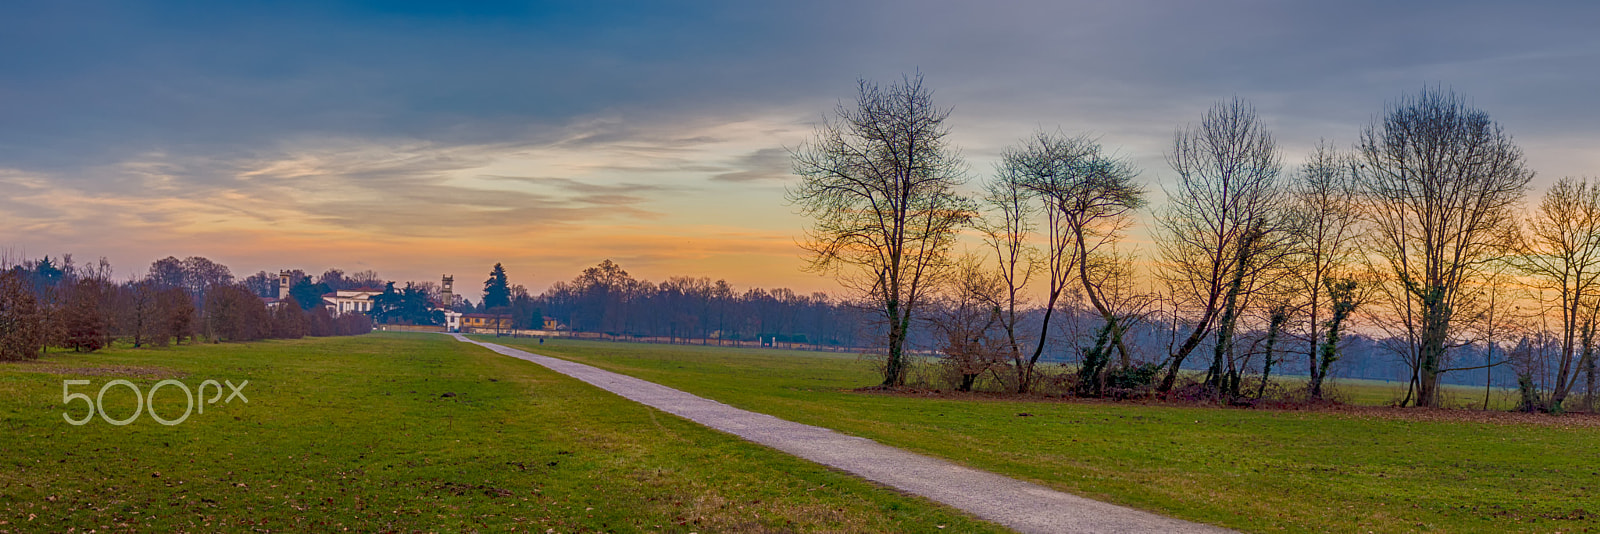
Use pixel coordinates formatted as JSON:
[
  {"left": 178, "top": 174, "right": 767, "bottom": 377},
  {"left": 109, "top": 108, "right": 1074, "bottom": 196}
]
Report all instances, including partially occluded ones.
[
  {"left": 1412, "top": 283, "right": 1451, "bottom": 408},
  {"left": 1019, "top": 288, "right": 1063, "bottom": 394},
  {"left": 881, "top": 292, "right": 906, "bottom": 387},
  {"left": 1158, "top": 305, "right": 1218, "bottom": 394},
  {"left": 1207, "top": 227, "right": 1259, "bottom": 399},
  {"left": 1585, "top": 348, "right": 1597, "bottom": 412},
  {"left": 882, "top": 326, "right": 905, "bottom": 387},
  {"left": 1417, "top": 322, "right": 1447, "bottom": 408},
  {"left": 1256, "top": 308, "right": 1287, "bottom": 400},
  {"left": 1579, "top": 317, "right": 1597, "bottom": 412}
]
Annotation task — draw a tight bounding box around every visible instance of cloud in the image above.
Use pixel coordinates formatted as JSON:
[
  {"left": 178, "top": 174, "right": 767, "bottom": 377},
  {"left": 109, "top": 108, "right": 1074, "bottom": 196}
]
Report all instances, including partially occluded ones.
[
  {"left": 4, "top": 1, "right": 1599, "bottom": 292},
  {"left": 711, "top": 147, "right": 794, "bottom": 183},
  {"left": 0, "top": 109, "right": 819, "bottom": 287}
]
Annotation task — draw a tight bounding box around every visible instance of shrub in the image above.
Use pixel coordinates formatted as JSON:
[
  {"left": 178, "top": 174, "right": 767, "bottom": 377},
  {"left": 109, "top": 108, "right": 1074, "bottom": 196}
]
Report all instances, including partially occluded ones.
[{"left": 1100, "top": 364, "right": 1164, "bottom": 394}]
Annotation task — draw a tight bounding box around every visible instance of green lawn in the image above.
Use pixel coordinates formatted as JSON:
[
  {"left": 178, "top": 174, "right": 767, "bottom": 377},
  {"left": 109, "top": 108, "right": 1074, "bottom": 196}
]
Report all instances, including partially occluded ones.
[
  {"left": 0, "top": 333, "right": 1003, "bottom": 533},
  {"left": 1324, "top": 377, "right": 1522, "bottom": 411},
  {"left": 485, "top": 336, "right": 1600, "bottom": 533}
]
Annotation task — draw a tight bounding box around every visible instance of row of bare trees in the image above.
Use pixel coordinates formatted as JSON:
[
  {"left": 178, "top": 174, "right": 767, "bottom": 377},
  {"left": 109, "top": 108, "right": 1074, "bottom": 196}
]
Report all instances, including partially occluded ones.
[
  {"left": 1497, "top": 178, "right": 1600, "bottom": 412},
  {"left": 0, "top": 255, "right": 371, "bottom": 360},
  {"left": 793, "top": 75, "right": 1588, "bottom": 410},
  {"left": 536, "top": 259, "right": 871, "bottom": 346}
]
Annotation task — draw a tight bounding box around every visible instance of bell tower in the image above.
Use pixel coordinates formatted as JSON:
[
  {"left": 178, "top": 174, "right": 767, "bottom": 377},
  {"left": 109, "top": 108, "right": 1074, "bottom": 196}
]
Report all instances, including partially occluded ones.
[
  {"left": 278, "top": 270, "right": 291, "bottom": 299},
  {"left": 440, "top": 275, "right": 454, "bottom": 309}
]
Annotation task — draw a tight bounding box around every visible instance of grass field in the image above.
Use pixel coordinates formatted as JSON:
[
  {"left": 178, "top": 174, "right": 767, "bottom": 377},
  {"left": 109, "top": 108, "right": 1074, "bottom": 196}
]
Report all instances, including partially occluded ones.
[
  {"left": 1317, "top": 377, "right": 1522, "bottom": 411},
  {"left": 485, "top": 336, "right": 1600, "bottom": 533},
  {"left": 0, "top": 333, "right": 1004, "bottom": 533}
]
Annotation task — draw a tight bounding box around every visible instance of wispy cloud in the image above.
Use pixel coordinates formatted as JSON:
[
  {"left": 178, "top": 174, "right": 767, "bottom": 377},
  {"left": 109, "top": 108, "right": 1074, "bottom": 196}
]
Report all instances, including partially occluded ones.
[{"left": 712, "top": 147, "right": 793, "bottom": 183}]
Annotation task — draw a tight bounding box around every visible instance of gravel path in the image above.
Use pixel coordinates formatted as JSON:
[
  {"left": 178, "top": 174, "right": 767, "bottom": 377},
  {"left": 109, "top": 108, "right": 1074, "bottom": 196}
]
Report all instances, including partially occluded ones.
[{"left": 452, "top": 334, "right": 1233, "bottom": 534}]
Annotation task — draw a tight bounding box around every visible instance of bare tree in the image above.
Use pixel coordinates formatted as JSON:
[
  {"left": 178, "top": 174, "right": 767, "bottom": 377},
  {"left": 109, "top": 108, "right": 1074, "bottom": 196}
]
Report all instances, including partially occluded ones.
[
  {"left": 1513, "top": 177, "right": 1600, "bottom": 411},
  {"left": 182, "top": 256, "right": 235, "bottom": 295},
  {"left": 347, "top": 269, "right": 384, "bottom": 289},
  {"left": 1289, "top": 142, "right": 1364, "bottom": 398},
  {"left": 243, "top": 271, "right": 276, "bottom": 297},
  {"left": 156, "top": 286, "right": 195, "bottom": 346},
  {"left": 790, "top": 72, "right": 973, "bottom": 387},
  {"left": 1464, "top": 259, "right": 1525, "bottom": 410},
  {"left": 119, "top": 279, "right": 160, "bottom": 347},
  {"left": 58, "top": 277, "right": 114, "bottom": 352},
  {"left": 1356, "top": 87, "right": 1533, "bottom": 408},
  {"left": 976, "top": 167, "right": 1038, "bottom": 391},
  {"left": 1004, "top": 130, "right": 1146, "bottom": 392},
  {"left": 318, "top": 268, "right": 348, "bottom": 290},
  {"left": 1075, "top": 246, "right": 1157, "bottom": 395},
  {"left": 1154, "top": 97, "right": 1289, "bottom": 394},
  {"left": 0, "top": 270, "right": 46, "bottom": 360},
  {"left": 929, "top": 254, "right": 1006, "bottom": 391},
  {"left": 995, "top": 137, "right": 1077, "bottom": 392},
  {"left": 147, "top": 256, "right": 187, "bottom": 290}
]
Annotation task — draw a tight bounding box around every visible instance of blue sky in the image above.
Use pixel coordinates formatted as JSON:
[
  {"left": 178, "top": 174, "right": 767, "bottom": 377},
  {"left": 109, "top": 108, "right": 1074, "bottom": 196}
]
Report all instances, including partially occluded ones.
[{"left": 2, "top": 1, "right": 1597, "bottom": 292}]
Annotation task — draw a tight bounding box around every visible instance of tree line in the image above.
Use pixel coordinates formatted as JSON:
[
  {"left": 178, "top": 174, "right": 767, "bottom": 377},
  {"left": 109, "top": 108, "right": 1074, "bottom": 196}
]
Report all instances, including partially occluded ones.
[
  {"left": 0, "top": 254, "right": 370, "bottom": 361},
  {"left": 532, "top": 259, "right": 871, "bottom": 346},
  {"left": 325, "top": 260, "right": 868, "bottom": 347},
  {"left": 791, "top": 73, "right": 1592, "bottom": 412}
]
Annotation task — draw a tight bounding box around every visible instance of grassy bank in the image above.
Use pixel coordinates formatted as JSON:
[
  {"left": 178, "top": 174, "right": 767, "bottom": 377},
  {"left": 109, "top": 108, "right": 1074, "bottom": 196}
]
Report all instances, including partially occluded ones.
[
  {"left": 486, "top": 336, "right": 1600, "bottom": 533},
  {"left": 0, "top": 333, "right": 1001, "bottom": 532}
]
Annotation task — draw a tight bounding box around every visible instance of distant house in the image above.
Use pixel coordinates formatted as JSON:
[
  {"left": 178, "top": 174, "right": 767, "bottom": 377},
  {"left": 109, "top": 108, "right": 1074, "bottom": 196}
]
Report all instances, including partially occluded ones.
[
  {"left": 261, "top": 296, "right": 283, "bottom": 310},
  {"left": 461, "top": 313, "right": 512, "bottom": 332},
  {"left": 441, "top": 309, "right": 463, "bottom": 332},
  {"left": 274, "top": 270, "right": 379, "bottom": 316},
  {"left": 275, "top": 270, "right": 466, "bottom": 330},
  {"left": 322, "top": 288, "right": 384, "bottom": 315}
]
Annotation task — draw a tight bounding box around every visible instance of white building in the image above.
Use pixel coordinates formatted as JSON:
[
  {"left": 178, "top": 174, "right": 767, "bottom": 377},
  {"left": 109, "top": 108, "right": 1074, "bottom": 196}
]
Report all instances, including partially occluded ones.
[
  {"left": 441, "top": 309, "right": 462, "bottom": 332},
  {"left": 278, "top": 270, "right": 383, "bottom": 315},
  {"left": 322, "top": 288, "right": 384, "bottom": 315},
  {"left": 277, "top": 270, "right": 461, "bottom": 329}
]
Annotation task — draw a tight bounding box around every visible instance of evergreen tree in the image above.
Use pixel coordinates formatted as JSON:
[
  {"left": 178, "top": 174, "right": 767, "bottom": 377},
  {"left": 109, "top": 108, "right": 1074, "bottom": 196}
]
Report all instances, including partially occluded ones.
[
  {"left": 368, "top": 282, "right": 443, "bottom": 325},
  {"left": 483, "top": 263, "right": 511, "bottom": 310},
  {"left": 367, "top": 282, "right": 403, "bottom": 324},
  {"left": 289, "top": 276, "right": 330, "bottom": 311},
  {"left": 33, "top": 256, "right": 63, "bottom": 287}
]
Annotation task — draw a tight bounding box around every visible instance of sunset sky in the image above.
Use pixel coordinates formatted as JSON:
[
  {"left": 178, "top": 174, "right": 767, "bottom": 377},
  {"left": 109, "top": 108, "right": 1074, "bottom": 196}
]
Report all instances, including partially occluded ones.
[{"left": 3, "top": 1, "right": 1598, "bottom": 296}]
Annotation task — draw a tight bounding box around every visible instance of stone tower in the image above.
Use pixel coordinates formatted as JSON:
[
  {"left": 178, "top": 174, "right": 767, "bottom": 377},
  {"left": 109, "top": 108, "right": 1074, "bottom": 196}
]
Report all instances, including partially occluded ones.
[
  {"left": 278, "top": 270, "right": 291, "bottom": 299},
  {"left": 440, "top": 275, "right": 454, "bottom": 309}
]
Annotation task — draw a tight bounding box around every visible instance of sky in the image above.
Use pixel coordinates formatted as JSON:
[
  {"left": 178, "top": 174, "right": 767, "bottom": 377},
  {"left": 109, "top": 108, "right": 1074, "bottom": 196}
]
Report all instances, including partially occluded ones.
[{"left": 2, "top": 1, "right": 1598, "bottom": 296}]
